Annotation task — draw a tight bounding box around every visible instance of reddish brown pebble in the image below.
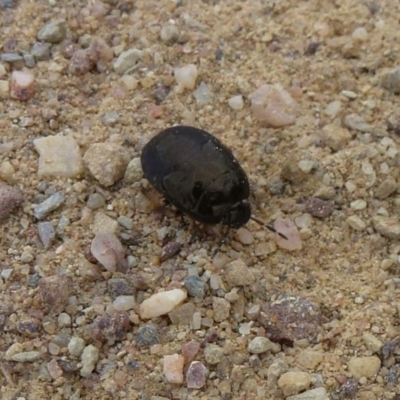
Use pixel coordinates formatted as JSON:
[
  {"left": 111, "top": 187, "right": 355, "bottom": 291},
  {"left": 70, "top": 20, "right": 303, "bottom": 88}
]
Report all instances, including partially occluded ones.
[
  {"left": 182, "top": 341, "right": 201, "bottom": 365},
  {"left": 305, "top": 197, "right": 334, "bottom": 218},
  {"left": 68, "top": 49, "right": 94, "bottom": 75},
  {"left": 160, "top": 241, "right": 182, "bottom": 262},
  {"left": 0, "top": 182, "right": 24, "bottom": 220},
  {"left": 38, "top": 275, "right": 71, "bottom": 314},
  {"left": 258, "top": 294, "right": 323, "bottom": 345},
  {"left": 89, "top": 311, "right": 130, "bottom": 342},
  {"left": 186, "top": 361, "right": 207, "bottom": 389},
  {"left": 10, "top": 71, "right": 36, "bottom": 100}
]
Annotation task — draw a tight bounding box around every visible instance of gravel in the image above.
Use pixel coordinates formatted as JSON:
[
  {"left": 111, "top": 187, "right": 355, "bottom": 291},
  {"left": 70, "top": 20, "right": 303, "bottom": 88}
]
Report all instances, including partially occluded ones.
[{"left": 1, "top": 1, "right": 400, "bottom": 398}]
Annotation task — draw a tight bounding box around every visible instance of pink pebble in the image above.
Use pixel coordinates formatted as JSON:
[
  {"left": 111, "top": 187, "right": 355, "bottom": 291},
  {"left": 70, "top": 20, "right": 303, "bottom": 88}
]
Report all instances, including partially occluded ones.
[
  {"left": 186, "top": 361, "right": 207, "bottom": 389},
  {"left": 274, "top": 217, "right": 302, "bottom": 251}
]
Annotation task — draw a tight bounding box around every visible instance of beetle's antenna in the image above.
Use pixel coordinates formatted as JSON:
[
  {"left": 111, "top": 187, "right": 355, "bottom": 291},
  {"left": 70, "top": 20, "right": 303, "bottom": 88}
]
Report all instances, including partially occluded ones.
[{"left": 251, "top": 216, "right": 288, "bottom": 240}]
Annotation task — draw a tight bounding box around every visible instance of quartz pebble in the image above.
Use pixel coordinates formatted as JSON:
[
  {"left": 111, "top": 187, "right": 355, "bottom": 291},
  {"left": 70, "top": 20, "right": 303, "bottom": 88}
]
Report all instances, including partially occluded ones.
[
  {"left": 186, "top": 361, "right": 207, "bottom": 389},
  {"left": 228, "top": 95, "right": 244, "bottom": 110},
  {"left": 278, "top": 371, "right": 312, "bottom": 396},
  {"left": 274, "top": 218, "right": 302, "bottom": 250},
  {"left": 224, "top": 259, "right": 255, "bottom": 287},
  {"left": 33, "top": 192, "right": 65, "bottom": 220},
  {"left": 37, "top": 221, "right": 56, "bottom": 249},
  {"left": 163, "top": 354, "right": 184, "bottom": 384},
  {"left": 350, "top": 199, "right": 367, "bottom": 210},
  {"left": 34, "top": 132, "right": 83, "bottom": 178},
  {"left": 0, "top": 182, "right": 24, "bottom": 220},
  {"left": 80, "top": 345, "right": 99, "bottom": 377},
  {"left": 39, "top": 275, "right": 71, "bottom": 314},
  {"left": 174, "top": 64, "right": 198, "bottom": 90},
  {"left": 346, "top": 215, "right": 366, "bottom": 231},
  {"left": 160, "top": 24, "right": 180, "bottom": 44},
  {"left": 114, "top": 48, "right": 143, "bottom": 74},
  {"left": 250, "top": 84, "right": 297, "bottom": 127},
  {"left": 139, "top": 289, "right": 187, "bottom": 319},
  {"left": 91, "top": 233, "right": 128, "bottom": 273},
  {"left": 83, "top": 143, "right": 130, "bottom": 187},
  {"left": 375, "top": 176, "right": 398, "bottom": 199},
  {"left": 10, "top": 70, "right": 36, "bottom": 100},
  {"left": 348, "top": 356, "right": 381, "bottom": 379},
  {"left": 194, "top": 81, "right": 213, "bottom": 104},
  {"left": 372, "top": 216, "right": 400, "bottom": 239},
  {"left": 324, "top": 100, "right": 341, "bottom": 117},
  {"left": 113, "top": 295, "right": 135, "bottom": 311},
  {"left": 248, "top": 337, "right": 280, "bottom": 354},
  {"left": 11, "top": 351, "right": 41, "bottom": 362}
]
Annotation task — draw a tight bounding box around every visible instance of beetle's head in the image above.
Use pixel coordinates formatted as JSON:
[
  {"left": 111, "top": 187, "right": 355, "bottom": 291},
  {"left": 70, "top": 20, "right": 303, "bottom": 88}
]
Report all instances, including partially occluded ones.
[{"left": 223, "top": 200, "right": 251, "bottom": 229}]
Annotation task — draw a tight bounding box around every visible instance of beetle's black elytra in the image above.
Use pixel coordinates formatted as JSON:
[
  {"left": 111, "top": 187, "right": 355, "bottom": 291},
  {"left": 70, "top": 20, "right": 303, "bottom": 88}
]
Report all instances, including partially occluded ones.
[{"left": 140, "top": 125, "right": 252, "bottom": 229}]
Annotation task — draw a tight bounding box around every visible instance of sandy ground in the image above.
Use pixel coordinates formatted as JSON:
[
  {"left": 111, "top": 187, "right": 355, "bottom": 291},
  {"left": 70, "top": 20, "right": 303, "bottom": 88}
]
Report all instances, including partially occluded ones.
[{"left": 0, "top": 0, "right": 400, "bottom": 399}]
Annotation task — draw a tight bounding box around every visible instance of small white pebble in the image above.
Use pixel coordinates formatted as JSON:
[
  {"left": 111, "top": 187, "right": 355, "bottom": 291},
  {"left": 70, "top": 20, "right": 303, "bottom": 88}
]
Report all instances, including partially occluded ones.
[
  {"left": 346, "top": 215, "right": 366, "bottom": 231},
  {"left": 352, "top": 27, "right": 368, "bottom": 41},
  {"left": 354, "top": 296, "right": 364, "bottom": 304},
  {"left": 249, "top": 83, "right": 297, "bottom": 127},
  {"left": 298, "top": 160, "right": 315, "bottom": 173},
  {"left": 325, "top": 100, "right": 342, "bottom": 117},
  {"left": 174, "top": 64, "right": 198, "bottom": 90},
  {"left": 238, "top": 323, "right": 251, "bottom": 335},
  {"left": 342, "top": 90, "right": 357, "bottom": 99},
  {"left": 163, "top": 354, "right": 184, "bottom": 384},
  {"left": 345, "top": 181, "right": 357, "bottom": 193},
  {"left": 113, "top": 295, "right": 135, "bottom": 311},
  {"left": 350, "top": 199, "right": 367, "bottom": 210},
  {"left": 294, "top": 213, "right": 313, "bottom": 229},
  {"left": 139, "top": 289, "right": 187, "bottom": 319},
  {"left": 228, "top": 95, "right": 244, "bottom": 110}
]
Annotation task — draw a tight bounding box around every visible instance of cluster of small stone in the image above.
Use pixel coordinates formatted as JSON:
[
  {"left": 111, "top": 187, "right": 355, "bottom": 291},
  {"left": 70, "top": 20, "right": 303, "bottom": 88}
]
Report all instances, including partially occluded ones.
[{"left": 2, "top": 0, "right": 400, "bottom": 398}]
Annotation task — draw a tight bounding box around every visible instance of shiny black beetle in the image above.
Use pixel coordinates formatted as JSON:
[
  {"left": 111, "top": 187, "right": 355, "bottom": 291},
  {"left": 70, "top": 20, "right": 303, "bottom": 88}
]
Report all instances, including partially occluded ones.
[{"left": 141, "top": 125, "right": 278, "bottom": 233}]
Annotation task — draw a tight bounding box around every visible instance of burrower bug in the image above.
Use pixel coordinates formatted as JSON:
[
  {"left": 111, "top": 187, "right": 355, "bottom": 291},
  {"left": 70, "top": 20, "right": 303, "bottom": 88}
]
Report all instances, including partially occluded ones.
[{"left": 141, "top": 125, "right": 282, "bottom": 236}]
